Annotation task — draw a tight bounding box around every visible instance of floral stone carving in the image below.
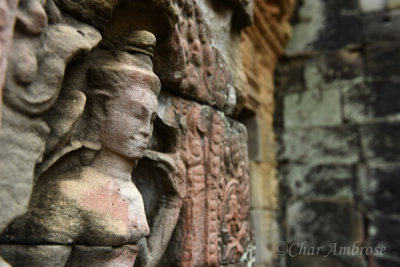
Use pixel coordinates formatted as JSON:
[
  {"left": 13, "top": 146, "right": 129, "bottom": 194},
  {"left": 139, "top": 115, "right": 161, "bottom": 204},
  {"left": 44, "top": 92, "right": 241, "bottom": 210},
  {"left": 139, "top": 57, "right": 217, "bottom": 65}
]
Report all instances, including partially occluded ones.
[{"left": 150, "top": 91, "right": 252, "bottom": 266}]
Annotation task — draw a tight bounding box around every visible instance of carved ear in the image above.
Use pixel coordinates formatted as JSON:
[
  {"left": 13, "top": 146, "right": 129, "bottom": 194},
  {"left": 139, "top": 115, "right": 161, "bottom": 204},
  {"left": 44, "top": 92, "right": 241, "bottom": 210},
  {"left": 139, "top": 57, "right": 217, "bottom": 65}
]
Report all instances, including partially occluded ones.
[
  {"left": 91, "top": 89, "right": 113, "bottom": 100},
  {"left": 90, "top": 89, "right": 113, "bottom": 118}
]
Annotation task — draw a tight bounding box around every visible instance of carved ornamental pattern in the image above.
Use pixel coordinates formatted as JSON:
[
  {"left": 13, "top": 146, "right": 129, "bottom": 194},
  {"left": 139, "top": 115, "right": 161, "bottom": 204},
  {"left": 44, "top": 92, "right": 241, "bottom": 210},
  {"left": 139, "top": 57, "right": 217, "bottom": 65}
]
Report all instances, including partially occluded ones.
[
  {"left": 151, "top": 91, "right": 251, "bottom": 266},
  {"left": 0, "top": 0, "right": 253, "bottom": 266}
]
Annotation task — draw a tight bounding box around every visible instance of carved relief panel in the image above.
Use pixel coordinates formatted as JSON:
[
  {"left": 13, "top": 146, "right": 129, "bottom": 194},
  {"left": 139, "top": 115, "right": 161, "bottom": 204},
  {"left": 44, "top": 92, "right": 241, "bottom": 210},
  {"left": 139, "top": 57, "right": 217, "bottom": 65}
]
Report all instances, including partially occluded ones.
[
  {"left": 0, "top": 0, "right": 253, "bottom": 266},
  {"left": 147, "top": 91, "right": 252, "bottom": 266}
]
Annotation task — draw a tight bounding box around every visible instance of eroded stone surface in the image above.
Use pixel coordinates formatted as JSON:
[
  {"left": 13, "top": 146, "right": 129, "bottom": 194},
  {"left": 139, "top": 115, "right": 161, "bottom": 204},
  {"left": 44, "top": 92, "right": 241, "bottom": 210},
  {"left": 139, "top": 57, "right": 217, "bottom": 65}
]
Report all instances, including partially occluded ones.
[
  {"left": 368, "top": 214, "right": 400, "bottom": 260},
  {"left": 4, "top": 0, "right": 101, "bottom": 116},
  {"left": 358, "top": 163, "right": 400, "bottom": 214},
  {"left": 343, "top": 80, "right": 400, "bottom": 122},
  {"left": 0, "top": 0, "right": 18, "bottom": 125},
  {"left": 281, "top": 164, "right": 354, "bottom": 201},
  {"left": 154, "top": 0, "right": 236, "bottom": 114},
  {"left": 278, "top": 126, "right": 360, "bottom": 165},
  {"left": 66, "top": 245, "right": 139, "bottom": 267},
  {"left": 0, "top": 0, "right": 101, "bottom": 236},
  {"left": 359, "top": 0, "right": 386, "bottom": 13},
  {"left": 276, "top": 1, "right": 400, "bottom": 267},
  {"left": 365, "top": 42, "right": 400, "bottom": 79},
  {"left": 1, "top": 33, "right": 181, "bottom": 267},
  {"left": 0, "top": 0, "right": 253, "bottom": 266},
  {"left": 155, "top": 91, "right": 251, "bottom": 266},
  {"left": 287, "top": 200, "right": 364, "bottom": 248},
  {"left": 0, "top": 245, "right": 71, "bottom": 267},
  {"left": 286, "top": 0, "right": 361, "bottom": 54},
  {"left": 360, "top": 122, "right": 400, "bottom": 163},
  {"left": 363, "top": 10, "right": 400, "bottom": 43},
  {"left": 251, "top": 210, "right": 279, "bottom": 265},
  {"left": 0, "top": 106, "right": 49, "bottom": 233}
]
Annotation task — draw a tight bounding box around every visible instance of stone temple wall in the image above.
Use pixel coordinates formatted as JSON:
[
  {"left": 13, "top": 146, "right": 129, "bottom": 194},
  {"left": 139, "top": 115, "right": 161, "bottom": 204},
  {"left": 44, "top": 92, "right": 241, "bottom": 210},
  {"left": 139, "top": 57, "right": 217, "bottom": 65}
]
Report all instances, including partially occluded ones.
[
  {"left": 239, "top": 0, "right": 294, "bottom": 266},
  {"left": 275, "top": 0, "right": 400, "bottom": 266},
  {"left": 0, "top": 0, "right": 270, "bottom": 266}
]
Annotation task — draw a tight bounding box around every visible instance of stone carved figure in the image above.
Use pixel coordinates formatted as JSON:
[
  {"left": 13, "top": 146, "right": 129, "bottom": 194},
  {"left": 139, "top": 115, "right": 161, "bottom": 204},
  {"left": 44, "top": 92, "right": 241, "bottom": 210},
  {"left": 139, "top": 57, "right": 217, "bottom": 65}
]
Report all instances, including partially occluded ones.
[
  {"left": 26, "top": 31, "right": 159, "bottom": 245},
  {"left": 1, "top": 28, "right": 184, "bottom": 266},
  {"left": 0, "top": 0, "right": 101, "bottom": 237},
  {"left": 0, "top": 0, "right": 254, "bottom": 265}
]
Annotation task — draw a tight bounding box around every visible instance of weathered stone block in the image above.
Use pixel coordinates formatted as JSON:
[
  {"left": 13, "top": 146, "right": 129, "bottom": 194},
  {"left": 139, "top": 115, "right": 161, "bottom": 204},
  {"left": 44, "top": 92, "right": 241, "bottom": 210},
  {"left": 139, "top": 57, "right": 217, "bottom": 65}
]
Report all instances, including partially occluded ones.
[
  {"left": 358, "top": 163, "right": 400, "bottom": 214},
  {"left": 281, "top": 164, "right": 354, "bottom": 201},
  {"left": 360, "top": 122, "right": 400, "bottom": 163},
  {"left": 278, "top": 126, "right": 360, "bottom": 165},
  {"left": 0, "top": 0, "right": 18, "bottom": 125},
  {"left": 156, "top": 91, "right": 251, "bottom": 266},
  {"left": 363, "top": 9, "right": 400, "bottom": 43},
  {"left": 0, "top": 245, "right": 71, "bottom": 267},
  {"left": 368, "top": 214, "right": 400, "bottom": 259},
  {"left": 154, "top": 0, "right": 236, "bottom": 114},
  {"left": 259, "top": 115, "right": 277, "bottom": 164},
  {"left": 197, "top": 0, "right": 248, "bottom": 105},
  {"left": 286, "top": 0, "right": 361, "bottom": 54},
  {"left": 274, "top": 59, "right": 306, "bottom": 94},
  {"left": 388, "top": 0, "right": 400, "bottom": 9},
  {"left": 320, "top": 51, "right": 363, "bottom": 82},
  {"left": 0, "top": 106, "right": 49, "bottom": 233},
  {"left": 284, "top": 0, "right": 326, "bottom": 55},
  {"left": 303, "top": 52, "right": 363, "bottom": 89},
  {"left": 287, "top": 200, "right": 364, "bottom": 248},
  {"left": 251, "top": 210, "right": 279, "bottom": 265},
  {"left": 238, "top": 108, "right": 261, "bottom": 162},
  {"left": 359, "top": 0, "right": 386, "bottom": 13},
  {"left": 66, "top": 245, "right": 138, "bottom": 267},
  {"left": 343, "top": 80, "right": 400, "bottom": 122},
  {"left": 250, "top": 162, "right": 278, "bottom": 210},
  {"left": 283, "top": 88, "right": 342, "bottom": 128},
  {"left": 365, "top": 42, "right": 400, "bottom": 78},
  {"left": 325, "top": 0, "right": 360, "bottom": 12},
  {"left": 0, "top": 0, "right": 254, "bottom": 267},
  {"left": 310, "top": 15, "right": 362, "bottom": 51}
]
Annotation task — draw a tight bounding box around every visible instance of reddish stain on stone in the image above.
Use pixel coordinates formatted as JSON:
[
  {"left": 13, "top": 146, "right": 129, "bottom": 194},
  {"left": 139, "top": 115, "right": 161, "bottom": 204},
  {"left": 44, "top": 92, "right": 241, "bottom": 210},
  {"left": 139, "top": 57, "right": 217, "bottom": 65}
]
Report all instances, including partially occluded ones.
[{"left": 80, "top": 181, "right": 130, "bottom": 224}]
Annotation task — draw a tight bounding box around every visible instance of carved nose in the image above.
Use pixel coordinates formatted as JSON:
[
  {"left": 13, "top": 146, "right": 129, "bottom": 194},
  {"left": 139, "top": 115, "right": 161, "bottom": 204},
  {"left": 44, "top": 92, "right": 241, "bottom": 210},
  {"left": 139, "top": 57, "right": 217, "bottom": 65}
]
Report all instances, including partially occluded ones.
[
  {"left": 139, "top": 125, "right": 151, "bottom": 139},
  {"left": 140, "top": 131, "right": 150, "bottom": 139}
]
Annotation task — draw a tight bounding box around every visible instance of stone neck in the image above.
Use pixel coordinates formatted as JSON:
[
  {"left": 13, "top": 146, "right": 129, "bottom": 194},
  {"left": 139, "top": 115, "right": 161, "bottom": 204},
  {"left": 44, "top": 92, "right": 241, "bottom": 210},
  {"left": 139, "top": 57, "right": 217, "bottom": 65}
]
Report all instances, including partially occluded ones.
[{"left": 91, "top": 148, "right": 136, "bottom": 182}]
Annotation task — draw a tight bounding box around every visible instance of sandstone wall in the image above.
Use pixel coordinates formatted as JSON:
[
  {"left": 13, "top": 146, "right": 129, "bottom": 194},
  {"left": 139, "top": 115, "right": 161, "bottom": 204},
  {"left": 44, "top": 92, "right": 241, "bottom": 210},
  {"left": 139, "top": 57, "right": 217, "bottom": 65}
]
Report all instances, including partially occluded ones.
[
  {"left": 240, "top": 0, "right": 294, "bottom": 266},
  {"left": 275, "top": 0, "right": 400, "bottom": 266},
  {"left": 0, "top": 0, "right": 257, "bottom": 266}
]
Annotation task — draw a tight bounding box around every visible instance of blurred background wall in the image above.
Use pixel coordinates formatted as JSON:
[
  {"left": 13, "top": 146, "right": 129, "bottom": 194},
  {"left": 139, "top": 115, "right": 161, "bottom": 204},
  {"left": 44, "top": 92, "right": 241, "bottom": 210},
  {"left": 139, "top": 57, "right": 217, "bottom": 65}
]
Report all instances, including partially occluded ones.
[
  {"left": 240, "top": 0, "right": 400, "bottom": 266},
  {"left": 273, "top": 0, "right": 400, "bottom": 266},
  {"left": 239, "top": 0, "right": 295, "bottom": 266}
]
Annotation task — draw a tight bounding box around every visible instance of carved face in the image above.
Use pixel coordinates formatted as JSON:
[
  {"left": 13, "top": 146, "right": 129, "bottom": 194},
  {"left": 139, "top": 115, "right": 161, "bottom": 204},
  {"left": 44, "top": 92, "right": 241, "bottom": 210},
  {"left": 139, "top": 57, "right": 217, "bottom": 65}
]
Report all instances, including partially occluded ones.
[{"left": 99, "top": 70, "right": 160, "bottom": 160}]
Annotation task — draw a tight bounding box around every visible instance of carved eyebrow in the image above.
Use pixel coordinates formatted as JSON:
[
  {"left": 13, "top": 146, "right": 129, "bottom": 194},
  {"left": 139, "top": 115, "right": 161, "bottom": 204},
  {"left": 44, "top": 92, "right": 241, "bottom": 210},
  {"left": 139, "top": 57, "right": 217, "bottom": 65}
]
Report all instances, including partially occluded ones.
[
  {"left": 132, "top": 68, "right": 161, "bottom": 93},
  {"left": 131, "top": 101, "right": 149, "bottom": 116},
  {"left": 130, "top": 99, "right": 157, "bottom": 118}
]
